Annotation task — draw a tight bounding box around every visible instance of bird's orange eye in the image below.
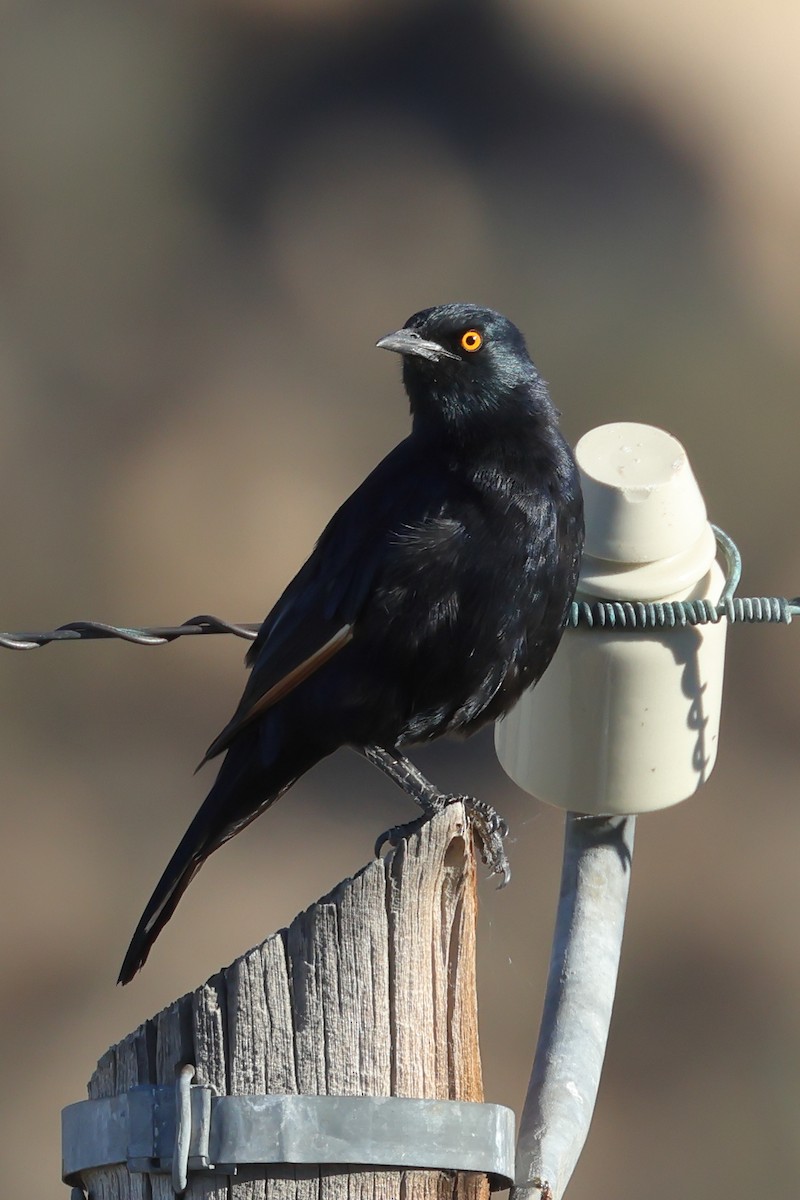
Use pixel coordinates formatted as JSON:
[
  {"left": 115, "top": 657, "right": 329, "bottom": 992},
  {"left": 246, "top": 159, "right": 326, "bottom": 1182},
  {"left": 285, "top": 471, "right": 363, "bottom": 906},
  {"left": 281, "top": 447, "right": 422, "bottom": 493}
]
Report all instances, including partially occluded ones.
[{"left": 460, "top": 329, "right": 483, "bottom": 353}]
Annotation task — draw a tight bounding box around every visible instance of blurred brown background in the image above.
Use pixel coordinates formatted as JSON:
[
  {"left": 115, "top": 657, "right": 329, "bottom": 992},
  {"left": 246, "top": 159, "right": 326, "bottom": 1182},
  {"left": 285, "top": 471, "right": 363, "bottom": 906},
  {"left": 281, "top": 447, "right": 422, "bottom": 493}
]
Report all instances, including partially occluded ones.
[{"left": 1, "top": 1, "right": 799, "bottom": 1196}]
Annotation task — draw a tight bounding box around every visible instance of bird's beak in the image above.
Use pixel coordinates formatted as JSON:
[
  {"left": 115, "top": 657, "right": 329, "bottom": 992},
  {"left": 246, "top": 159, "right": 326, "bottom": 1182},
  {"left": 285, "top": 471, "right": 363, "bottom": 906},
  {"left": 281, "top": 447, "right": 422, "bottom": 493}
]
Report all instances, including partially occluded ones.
[{"left": 376, "top": 327, "right": 459, "bottom": 363}]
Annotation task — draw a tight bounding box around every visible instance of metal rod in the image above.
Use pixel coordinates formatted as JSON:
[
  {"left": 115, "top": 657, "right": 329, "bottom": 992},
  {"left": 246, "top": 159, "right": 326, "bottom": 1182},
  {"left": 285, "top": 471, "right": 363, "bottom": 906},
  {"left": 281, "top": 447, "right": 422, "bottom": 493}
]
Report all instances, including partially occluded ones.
[{"left": 512, "top": 812, "right": 635, "bottom": 1200}]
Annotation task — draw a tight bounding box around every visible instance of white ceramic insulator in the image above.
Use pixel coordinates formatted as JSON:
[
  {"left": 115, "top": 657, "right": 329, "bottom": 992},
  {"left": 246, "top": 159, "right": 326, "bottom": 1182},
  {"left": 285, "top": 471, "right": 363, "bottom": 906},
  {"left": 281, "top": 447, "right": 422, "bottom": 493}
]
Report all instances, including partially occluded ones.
[{"left": 495, "top": 422, "right": 728, "bottom": 815}]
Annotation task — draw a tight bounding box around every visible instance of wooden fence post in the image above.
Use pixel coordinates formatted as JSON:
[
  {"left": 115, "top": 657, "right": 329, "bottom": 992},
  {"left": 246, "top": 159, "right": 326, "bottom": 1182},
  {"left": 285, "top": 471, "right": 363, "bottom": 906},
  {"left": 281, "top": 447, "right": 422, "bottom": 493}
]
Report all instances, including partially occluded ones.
[{"left": 69, "top": 802, "right": 497, "bottom": 1200}]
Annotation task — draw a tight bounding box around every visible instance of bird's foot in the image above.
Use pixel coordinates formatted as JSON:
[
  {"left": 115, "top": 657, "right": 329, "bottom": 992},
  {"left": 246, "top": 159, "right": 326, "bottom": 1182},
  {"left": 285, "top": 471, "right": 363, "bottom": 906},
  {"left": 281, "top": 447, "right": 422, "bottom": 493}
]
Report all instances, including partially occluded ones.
[
  {"left": 462, "top": 796, "right": 513, "bottom": 883},
  {"left": 456, "top": 794, "right": 511, "bottom": 887},
  {"left": 374, "top": 794, "right": 510, "bottom": 887}
]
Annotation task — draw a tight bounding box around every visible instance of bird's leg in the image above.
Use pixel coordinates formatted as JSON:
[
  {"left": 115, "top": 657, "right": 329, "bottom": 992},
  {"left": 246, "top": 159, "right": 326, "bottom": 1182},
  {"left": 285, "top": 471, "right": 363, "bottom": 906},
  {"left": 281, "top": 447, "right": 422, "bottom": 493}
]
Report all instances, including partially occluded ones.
[
  {"left": 362, "top": 744, "right": 447, "bottom": 810},
  {"left": 361, "top": 744, "right": 510, "bottom": 887}
]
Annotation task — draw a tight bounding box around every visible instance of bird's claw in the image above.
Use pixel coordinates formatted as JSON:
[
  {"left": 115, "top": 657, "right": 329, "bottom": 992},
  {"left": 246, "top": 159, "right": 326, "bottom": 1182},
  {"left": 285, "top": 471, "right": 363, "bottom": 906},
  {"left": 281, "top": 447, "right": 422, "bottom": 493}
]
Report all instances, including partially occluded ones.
[
  {"left": 374, "top": 794, "right": 511, "bottom": 887},
  {"left": 452, "top": 795, "right": 511, "bottom": 887},
  {"left": 374, "top": 815, "right": 429, "bottom": 858}
]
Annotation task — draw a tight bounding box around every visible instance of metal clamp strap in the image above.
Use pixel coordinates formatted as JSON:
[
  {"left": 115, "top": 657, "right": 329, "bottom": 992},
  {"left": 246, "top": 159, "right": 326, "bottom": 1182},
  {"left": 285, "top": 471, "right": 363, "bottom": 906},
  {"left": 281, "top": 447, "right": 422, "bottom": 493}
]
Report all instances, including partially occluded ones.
[{"left": 62, "top": 1082, "right": 516, "bottom": 1193}]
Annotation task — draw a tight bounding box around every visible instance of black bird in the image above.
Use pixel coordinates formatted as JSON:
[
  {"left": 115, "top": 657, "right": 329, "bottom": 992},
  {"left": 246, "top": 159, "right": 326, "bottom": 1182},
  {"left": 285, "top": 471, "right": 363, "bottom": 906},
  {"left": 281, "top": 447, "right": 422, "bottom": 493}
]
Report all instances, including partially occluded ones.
[{"left": 118, "top": 303, "right": 583, "bottom": 984}]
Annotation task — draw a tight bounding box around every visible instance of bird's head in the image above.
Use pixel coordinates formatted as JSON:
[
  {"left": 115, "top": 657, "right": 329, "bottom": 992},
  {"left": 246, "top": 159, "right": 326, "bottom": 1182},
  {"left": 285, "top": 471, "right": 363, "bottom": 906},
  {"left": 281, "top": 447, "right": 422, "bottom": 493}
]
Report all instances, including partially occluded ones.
[{"left": 376, "top": 303, "right": 555, "bottom": 444}]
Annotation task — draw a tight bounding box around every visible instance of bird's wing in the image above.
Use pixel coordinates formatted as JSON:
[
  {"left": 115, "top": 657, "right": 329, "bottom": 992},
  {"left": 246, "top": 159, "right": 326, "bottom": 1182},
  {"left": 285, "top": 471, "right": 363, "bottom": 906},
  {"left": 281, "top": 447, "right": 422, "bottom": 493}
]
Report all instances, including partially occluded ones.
[{"left": 199, "top": 438, "right": 446, "bottom": 765}]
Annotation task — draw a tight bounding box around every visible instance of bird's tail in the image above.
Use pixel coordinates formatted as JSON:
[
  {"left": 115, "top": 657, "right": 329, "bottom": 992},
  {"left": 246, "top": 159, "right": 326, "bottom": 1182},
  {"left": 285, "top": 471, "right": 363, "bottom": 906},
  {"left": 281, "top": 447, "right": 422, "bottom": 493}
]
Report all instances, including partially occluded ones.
[
  {"left": 118, "top": 732, "right": 323, "bottom": 984},
  {"left": 117, "top": 832, "right": 205, "bottom": 985}
]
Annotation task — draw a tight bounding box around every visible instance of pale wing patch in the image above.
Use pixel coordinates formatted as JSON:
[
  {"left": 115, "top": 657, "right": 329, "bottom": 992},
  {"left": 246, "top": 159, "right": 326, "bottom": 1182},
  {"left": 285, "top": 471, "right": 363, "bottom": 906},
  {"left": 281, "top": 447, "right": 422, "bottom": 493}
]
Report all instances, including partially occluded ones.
[
  {"left": 244, "top": 623, "right": 353, "bottom": 720},
  {"left": 200, "top": 623, "right": 354, "bottom": 763}
]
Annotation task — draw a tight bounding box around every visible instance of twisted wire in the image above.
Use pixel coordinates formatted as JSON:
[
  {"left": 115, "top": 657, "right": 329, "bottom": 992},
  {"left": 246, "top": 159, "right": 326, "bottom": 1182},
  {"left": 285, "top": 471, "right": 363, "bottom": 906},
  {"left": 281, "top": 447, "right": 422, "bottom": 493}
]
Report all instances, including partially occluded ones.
[
  {"left": 0, "top": 595, "right": 796, "bottom": 651},
  {"left": 0, "top": 528, "right": 796, "bottom": 649},
  {"left": 0, "top": 615, "right": 259, "bottom": 651}
]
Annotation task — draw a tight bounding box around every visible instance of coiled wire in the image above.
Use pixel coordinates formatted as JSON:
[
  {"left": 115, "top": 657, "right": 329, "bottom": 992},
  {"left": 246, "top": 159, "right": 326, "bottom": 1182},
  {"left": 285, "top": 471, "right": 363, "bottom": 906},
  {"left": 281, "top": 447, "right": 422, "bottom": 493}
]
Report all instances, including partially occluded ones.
[
  {"left": 567, "top": 594, "right": 797, "bottom": 631},
  {"left": 567, "top": 525, "right": 797, "bottom": 629}
]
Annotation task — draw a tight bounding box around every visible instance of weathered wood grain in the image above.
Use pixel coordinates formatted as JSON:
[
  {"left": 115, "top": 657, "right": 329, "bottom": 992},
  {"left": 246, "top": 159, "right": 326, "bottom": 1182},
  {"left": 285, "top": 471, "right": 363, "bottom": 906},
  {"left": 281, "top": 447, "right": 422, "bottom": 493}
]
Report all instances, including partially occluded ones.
[
  {"left": 77, "top": 804, "right": 489, "bottom": 1200},
  {"left": 191, "top": 976, "right": 229, "bottom": 1200}
]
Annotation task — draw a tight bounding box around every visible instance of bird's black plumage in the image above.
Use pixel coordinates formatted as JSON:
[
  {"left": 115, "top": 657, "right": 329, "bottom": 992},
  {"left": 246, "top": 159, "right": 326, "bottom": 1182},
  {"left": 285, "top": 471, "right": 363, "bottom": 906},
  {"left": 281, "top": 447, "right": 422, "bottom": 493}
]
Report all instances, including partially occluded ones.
[{"left": 118, "top": 303, "right": 584, "bottom": 984}]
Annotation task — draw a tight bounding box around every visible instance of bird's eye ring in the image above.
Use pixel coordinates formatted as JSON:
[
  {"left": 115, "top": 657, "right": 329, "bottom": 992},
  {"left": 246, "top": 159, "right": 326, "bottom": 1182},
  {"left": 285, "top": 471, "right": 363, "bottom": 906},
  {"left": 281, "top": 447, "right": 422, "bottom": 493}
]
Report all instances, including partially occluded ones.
[{"left": 460, "top": 329, "right": 483, "bottom": 353}]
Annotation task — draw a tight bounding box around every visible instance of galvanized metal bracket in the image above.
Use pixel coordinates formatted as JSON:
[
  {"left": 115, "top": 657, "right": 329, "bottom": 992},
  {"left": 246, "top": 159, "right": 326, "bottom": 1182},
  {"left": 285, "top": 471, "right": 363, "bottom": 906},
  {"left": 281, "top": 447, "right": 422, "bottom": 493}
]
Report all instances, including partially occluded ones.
[{"left": 62, "top": 1073, "right": 516, "bottom": 1194}]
